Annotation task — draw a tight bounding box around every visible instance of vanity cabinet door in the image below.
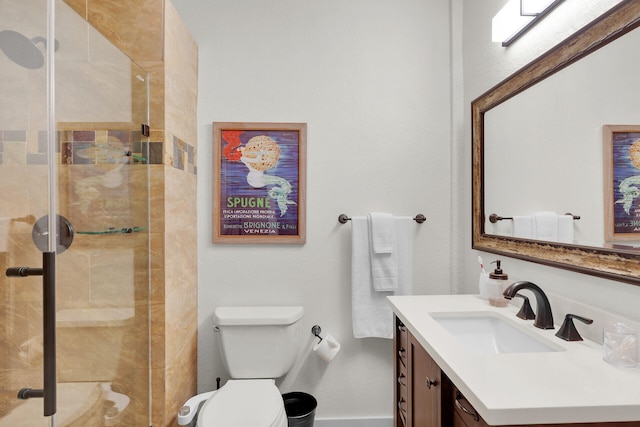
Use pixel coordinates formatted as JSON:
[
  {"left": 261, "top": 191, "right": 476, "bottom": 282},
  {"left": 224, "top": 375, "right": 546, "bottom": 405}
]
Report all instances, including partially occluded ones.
[{"left": 409, "top": 333, "right": 441, "bottom": 427}]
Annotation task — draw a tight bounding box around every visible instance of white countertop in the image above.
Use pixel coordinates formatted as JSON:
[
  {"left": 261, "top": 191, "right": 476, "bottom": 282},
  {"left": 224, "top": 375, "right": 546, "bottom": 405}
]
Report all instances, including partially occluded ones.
[{"left": 388, "top": 294, "right": 640, "bottom": 425}]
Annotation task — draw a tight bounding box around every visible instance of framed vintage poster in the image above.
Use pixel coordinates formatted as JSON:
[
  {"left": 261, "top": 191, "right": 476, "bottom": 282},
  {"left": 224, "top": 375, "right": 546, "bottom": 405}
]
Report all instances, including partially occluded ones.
[
  {"left": 603, "top": 125, "right": 640, "bottom": 241},
  {"left": 212, "top": 122, "right": 306, "bottom": 244}
]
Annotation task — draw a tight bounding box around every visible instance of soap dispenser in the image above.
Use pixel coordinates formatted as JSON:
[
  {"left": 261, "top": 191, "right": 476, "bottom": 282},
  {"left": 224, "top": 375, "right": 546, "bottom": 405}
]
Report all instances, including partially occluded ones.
[{"left": 488, "top": 260, "right": 509, "bottom": 307}]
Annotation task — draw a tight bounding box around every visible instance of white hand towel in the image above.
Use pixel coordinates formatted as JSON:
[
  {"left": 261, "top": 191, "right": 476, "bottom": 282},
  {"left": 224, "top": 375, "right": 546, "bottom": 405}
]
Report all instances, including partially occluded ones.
[
  {"left": 533, "top": 211, "right": 558, "bottom": 241},
  {"left": 368, "top": 213, "right": 394, "bottom": 253},
  {"left": 512, "top": 215, "right": 534, "bottom": 239},
  {"left": 352, "top": 216, "right": 413, "bottom": 339},
  {"left": 557, "top": 214, "right": 574, "bottom": 243},
  {"left": 368, "top": 213, "right": 397, "bottom": 292}
]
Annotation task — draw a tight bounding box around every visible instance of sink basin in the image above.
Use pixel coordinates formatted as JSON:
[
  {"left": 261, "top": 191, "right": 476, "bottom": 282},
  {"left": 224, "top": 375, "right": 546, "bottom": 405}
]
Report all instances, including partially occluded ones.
[{"left": 431, "top": 312, "right": 564, "bottom": 354}]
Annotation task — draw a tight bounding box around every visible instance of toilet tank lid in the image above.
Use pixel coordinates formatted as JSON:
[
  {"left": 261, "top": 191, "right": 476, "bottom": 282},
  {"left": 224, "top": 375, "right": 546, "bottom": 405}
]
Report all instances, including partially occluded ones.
[{"left": 214, "top": 306, "right": 304, "bottom": 326}]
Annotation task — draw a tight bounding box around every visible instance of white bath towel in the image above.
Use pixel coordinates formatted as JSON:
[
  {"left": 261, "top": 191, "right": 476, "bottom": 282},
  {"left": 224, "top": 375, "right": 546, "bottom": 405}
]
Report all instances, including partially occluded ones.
[
  {"left": 368, "top": 213, "right": 397, "bottom": 292},
  {"left": 557, "top": 214, "right": 574, "bottom": 243},
  {"left": 533, "top": 211, "right": 558, "bottom": 241},
  {"left": 512, "top": 215, "right": 534, "bottom": 239},
  {"left": 352, "top": 216, "right": 413, "bottom": 339}
]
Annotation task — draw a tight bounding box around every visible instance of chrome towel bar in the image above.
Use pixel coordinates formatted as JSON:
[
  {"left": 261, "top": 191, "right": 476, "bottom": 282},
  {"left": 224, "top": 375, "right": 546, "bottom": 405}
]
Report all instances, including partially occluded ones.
[
  {"left": 338, "top": 213, "right": 426, "bottom": 224},
  {"left": 489, "top": 213, "right": 580, "bottom": 223}
]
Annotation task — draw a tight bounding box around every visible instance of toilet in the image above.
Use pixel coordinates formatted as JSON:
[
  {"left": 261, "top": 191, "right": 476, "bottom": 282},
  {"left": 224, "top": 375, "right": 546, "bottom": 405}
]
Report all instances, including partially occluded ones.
[{"left": 178, "top": 306, "right": 304, "bottom": 427}]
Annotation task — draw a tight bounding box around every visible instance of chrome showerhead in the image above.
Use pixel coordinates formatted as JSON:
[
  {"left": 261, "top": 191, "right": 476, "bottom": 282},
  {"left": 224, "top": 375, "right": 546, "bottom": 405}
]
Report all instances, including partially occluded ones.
[{"left": 0, "top": 29, "right": 60, "bottom": 70}]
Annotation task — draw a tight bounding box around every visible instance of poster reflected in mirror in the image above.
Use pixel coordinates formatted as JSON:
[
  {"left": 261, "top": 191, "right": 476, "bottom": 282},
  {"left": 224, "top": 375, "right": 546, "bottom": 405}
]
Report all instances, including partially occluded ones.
[
  {"left": 212, "top": 122, "right": 306, "bottom": 244},
  {"left": 603, "top": 124, "right": 640, "bottom": 242}
]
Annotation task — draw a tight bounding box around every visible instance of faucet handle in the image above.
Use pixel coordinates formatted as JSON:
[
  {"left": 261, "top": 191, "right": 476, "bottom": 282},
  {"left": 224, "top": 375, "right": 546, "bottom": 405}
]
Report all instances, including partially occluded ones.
[
  {"left": 555, "top": 314, "right": 593, "bottom": 341},
  {"left": 514, "top": 293, "right": 536, "bottom": 320}
]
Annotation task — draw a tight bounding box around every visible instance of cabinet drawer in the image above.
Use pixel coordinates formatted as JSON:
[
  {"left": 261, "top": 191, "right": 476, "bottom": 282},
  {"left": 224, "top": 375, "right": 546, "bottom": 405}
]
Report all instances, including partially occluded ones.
[
  {"left": 453, "top": 410, "right": 470, "bottom": 427},
  {"left": 451, "top": 386, "right": 490, "bottom": 427}
]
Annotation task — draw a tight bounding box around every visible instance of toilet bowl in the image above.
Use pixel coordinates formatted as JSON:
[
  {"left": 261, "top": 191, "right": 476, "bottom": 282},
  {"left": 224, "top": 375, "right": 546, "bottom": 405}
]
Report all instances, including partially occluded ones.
[
  {"left": 178, "top": 306, "right": 303, "bottom": 427},
  {"left": 196, "top": 380, "right": 287, "bottom": 427}
]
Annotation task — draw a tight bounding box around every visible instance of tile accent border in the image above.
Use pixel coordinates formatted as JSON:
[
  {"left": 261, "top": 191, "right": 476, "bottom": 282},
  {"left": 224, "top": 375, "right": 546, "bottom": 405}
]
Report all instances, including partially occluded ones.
[
  {"left": 0, "top": 129, "right": 196, "bottom": 174},
  {"left": 0, "top": 129, "right": 161, "bottom": 166},
  {"left": 170, "top": 133, "right": 197, "bottom": 175}
]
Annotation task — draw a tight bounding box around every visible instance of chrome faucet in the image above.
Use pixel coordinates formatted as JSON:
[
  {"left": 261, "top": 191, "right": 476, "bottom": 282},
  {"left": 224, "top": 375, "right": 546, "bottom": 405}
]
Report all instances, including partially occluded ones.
[{"left": 503, "top": 281, "right": 554, "bottom": 329}]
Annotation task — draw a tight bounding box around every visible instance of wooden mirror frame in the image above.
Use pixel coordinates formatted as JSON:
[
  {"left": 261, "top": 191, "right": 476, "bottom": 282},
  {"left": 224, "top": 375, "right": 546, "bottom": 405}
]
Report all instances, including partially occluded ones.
[{"left": 472, "top": 0, "right": 640, "bottom": 285}]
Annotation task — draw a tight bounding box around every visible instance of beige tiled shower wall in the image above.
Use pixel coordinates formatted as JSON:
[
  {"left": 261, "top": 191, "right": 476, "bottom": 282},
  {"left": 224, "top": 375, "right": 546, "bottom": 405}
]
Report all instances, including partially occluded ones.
[
  {"left": 165, "top": 2, "right": 199, "bottom": 147},
  {"left": 68, "top": 0, "right": 200, "bottom": 426},
  {"left": 159, "top": 3, "right": 198, "bottom": 425}
]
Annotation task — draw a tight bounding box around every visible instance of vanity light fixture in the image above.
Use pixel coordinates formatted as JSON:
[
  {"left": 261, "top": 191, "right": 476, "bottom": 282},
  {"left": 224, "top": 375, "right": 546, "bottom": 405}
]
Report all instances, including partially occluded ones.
[{"left": 492, "top": 0, "right": 565, "bottom": 47}]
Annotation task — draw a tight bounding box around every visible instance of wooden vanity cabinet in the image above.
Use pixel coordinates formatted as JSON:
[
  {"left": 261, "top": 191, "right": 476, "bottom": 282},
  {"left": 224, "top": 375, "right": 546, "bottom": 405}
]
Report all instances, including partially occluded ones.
[
  {"left": 395, "top": 317, "right": 451, "bottom": 427},
  {"left": 393, "top": 316, "right": 640, "bottom": 427}
]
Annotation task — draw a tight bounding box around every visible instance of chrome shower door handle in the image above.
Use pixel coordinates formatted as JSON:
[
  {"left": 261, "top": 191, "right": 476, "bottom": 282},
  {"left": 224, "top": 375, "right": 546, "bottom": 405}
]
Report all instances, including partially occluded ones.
[{"left": 5, "top": 252, "right": 57, "bottom": 417}]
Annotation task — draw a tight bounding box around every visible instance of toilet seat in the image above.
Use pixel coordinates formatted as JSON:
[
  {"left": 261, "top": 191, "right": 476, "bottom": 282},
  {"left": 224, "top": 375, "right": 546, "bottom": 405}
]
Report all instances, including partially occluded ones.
[{"left": 197, "top": 379, "right": 287, "bottom": 427}]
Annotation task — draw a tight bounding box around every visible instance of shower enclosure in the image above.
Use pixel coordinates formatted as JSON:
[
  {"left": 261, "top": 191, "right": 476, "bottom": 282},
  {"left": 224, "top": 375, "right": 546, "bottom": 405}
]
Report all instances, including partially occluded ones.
[{"left": 1, "top": 0, "right": 151, "bottom": 425}]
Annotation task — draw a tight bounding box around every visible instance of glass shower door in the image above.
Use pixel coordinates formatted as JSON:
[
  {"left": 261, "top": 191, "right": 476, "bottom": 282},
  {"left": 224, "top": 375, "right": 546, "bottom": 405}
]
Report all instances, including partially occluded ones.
[
  {"left": 0, "top": 0, "right": 151, "bottom": 425},
  {"left": 0, "top": 0, "right": 57, "bottom": 424}
]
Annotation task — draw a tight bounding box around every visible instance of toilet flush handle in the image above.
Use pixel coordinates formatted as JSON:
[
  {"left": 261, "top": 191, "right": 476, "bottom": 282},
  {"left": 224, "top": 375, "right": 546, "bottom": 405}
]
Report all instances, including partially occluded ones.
[{"left": 177, "top": 391, "right": 217, "bottom": 425}]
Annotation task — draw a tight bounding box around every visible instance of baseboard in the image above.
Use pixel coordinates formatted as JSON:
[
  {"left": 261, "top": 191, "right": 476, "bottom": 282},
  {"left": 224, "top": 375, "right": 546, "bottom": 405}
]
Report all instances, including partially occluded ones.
[{"left": 313, "top": 416, "right": 393, "bottom": 427}]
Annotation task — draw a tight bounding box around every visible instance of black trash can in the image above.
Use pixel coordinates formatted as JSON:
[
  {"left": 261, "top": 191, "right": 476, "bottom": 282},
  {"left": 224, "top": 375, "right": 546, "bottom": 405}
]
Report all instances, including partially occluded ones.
[{"left": 282, "top": 392, "right": 317, "bottom": 427}]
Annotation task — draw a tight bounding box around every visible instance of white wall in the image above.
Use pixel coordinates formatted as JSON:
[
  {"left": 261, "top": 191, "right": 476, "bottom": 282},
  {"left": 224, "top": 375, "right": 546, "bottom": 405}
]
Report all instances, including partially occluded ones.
[
  {"left": 172, "top": 0, "right": 453, "bottom": 419},
  {"left": 172, "top": 0, "right": 640, "bottom": 420},
  {"left": 454, "top": 0, "right": 640, "bottom": 322}
]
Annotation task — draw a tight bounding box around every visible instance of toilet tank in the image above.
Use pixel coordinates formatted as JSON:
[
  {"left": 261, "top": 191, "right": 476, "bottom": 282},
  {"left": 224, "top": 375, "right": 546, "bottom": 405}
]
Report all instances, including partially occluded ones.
[{"left": 214, "top": 306, "right": 304, "bottom": 379}]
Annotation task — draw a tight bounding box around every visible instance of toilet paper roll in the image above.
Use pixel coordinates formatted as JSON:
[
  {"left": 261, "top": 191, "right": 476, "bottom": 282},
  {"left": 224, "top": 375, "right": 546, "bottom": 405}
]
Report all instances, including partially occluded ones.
[{"left": 313, "top": 333, "right": 340, "bottom": 362}]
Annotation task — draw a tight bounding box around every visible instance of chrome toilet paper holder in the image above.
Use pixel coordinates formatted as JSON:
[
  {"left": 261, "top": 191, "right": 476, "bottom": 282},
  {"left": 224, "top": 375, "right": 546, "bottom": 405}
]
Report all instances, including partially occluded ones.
[
  {"left": 311, "top": 325, "right": 323, "bottom": 343},
  {"left": 311, "top": 325, "right": 341, "bottom": 363}
]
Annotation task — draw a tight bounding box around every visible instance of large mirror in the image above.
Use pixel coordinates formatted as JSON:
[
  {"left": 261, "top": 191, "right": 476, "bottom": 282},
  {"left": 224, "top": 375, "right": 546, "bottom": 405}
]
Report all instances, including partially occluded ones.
[{"left": 472, "top": 0, "right": 640, "bottom": 285}]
